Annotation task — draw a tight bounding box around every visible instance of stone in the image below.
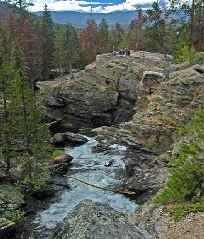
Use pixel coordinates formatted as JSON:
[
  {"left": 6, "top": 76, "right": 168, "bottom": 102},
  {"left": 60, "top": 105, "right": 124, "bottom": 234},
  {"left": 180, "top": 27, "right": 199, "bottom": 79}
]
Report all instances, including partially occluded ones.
[
  {"left": 53, "top": 154, "right": 73, "bottom": 164},
  {"left": 50, "top": 154, "right": 73, "bottom": 175},
  {"left": 53, "top": 200, "right": 152, "bottom": 239},
  {"left": 37, "top": 52, "right": 168, "bottom": 131},
  {"left": 141, "top": 71, "right": 164, "bottom": 90},
  {"left": 95, "top": 135, "right": 105, "bottom": 141},
  {"left": 51, "top": 132, "right": 88, "bottom": 146},
  {"left": 51, "top": 133, "right": 66, "bottom": 145},
  {"left": 91, "top": 144, "right": 109, "bottom": 153},
  {"left": 63, "top": 132, "right": 88, "bottom": 145}
]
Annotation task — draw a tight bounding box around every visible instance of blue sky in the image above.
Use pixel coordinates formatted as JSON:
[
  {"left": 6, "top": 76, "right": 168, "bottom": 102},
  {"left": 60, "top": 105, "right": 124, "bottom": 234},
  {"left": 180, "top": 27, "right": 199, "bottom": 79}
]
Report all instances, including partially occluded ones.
[{"left": 29, "top": 0, "right": 155, "bottom": 12}]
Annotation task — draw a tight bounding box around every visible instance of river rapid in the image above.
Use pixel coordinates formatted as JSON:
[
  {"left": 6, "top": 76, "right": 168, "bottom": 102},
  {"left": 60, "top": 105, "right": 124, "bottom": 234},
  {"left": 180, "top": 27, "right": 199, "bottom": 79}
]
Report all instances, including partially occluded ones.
[{"left": 17, "top": 137, "right": 137, "bottom": 238}]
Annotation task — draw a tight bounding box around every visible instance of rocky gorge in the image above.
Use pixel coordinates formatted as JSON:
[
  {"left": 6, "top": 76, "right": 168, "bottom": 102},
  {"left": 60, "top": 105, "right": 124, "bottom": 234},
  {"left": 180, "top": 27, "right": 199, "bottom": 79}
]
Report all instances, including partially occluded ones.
[{"left": 2, "top": 51, "right": 204, "bottom": 238}]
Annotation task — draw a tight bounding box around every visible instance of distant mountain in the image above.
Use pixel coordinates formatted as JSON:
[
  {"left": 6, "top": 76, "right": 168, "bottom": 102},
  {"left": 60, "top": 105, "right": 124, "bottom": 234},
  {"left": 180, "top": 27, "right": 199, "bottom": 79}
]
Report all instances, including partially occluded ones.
[
  {"left": 34, "top": 10, "right": 137, "bottom": 28},
  {"left": 0, "top": 2, "right": 8, "bottom": 18}
]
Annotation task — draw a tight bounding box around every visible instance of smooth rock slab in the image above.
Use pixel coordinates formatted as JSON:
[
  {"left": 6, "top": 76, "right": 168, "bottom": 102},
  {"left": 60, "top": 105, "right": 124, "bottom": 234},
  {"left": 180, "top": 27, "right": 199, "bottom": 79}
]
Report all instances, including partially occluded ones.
[{"left": 53, "top": 200, "right": 152, "bottom": 239}]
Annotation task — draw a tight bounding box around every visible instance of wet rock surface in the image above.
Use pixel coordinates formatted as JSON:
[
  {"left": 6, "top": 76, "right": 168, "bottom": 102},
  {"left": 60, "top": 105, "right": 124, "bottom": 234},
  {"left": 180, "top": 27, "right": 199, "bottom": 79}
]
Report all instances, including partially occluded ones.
[
  {"left": 50, "top": 154, "right": 73, "bottom": 175},
  {"left": 51, "top": 132, "right": 88, "bottom": 146},
  {"left": 92, "top": 126, "right": 169, "bottom": 203},
  {"left": 53, "top": 200, "right": 152, "bottom": 239}
]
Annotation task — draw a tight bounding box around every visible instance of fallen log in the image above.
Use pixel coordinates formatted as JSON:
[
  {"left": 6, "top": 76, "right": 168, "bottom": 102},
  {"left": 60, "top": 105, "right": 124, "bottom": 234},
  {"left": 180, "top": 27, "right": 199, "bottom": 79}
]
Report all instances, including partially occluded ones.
[{"left": 64, "top": 175, "right": 136, "bottom": 195}]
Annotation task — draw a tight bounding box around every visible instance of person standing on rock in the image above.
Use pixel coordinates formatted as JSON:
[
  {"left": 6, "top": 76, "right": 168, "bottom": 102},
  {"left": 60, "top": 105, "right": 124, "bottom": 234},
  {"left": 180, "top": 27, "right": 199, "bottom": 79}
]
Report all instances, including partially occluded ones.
[
  {"left": 127, "top": 49, "right": 130, "bottom": 56},
  {"left": 112, "top": 46, "right": 116, "bottom": 56}
]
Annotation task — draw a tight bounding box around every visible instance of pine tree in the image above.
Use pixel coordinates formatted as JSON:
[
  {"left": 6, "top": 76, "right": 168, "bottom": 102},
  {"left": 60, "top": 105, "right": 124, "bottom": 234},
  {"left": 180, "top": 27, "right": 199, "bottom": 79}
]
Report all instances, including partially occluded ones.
[
  {"left": 64, "top": 24, "right": 80, "bottom": 74},
  {"left": 144, "top": 1, "right": 166, "bottom": 53},
  {"left": 40, "top": 4, "right": 55, "bottom": 80},
  {"left": 4, "top": 11, "right": 42, "bottom": 87},
  {"left": 12, "top": 45, "right": 51, "bottom": 190},
  {"left": 98, "top": 18, "right": 109, "bottom": 54},
  {"left": 17, "top": 13, "right": 42, "bottom": 86},
  {"left": 128, "top": 9, "right": 144, "bottom": 51},
  {"left": 109, "top": 23, "right": 124, "bottom": 51},
  {"left": 0, "top": 25, "right": 51, "bottom": 188},
  {"left": 0, "top": 26, "right": 18, "bottom": 176},
  {"left": 54, "top": 26, "right": 66, "bottom": 75},
  {"left": 79, "top": 19, "right": 98, "bottom": 63}
]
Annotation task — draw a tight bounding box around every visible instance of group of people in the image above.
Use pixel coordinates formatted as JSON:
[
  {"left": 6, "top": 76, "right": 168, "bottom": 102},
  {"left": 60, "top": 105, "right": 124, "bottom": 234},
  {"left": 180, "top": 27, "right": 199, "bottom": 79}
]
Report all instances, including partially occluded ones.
[
  {"left": 112, "top": 48, "right": 131, "bottom": 56},
  {"left": 118, "top": 48, "right": 131, "bottom": 56}
]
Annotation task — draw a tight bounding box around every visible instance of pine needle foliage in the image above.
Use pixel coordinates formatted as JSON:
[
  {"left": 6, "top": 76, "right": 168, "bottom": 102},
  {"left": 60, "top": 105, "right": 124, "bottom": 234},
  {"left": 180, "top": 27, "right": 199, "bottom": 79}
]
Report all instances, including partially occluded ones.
[{"left": 155, "top": 102, "right": 204, "bottom": 205}]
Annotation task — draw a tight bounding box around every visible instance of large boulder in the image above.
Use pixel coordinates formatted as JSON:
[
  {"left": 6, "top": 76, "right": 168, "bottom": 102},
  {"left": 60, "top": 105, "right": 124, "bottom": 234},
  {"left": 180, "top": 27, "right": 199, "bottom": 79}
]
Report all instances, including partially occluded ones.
[
  {"left": 53, "top": 200, "right": 152, "bottom": 239},
  {"left": 50, "top": 153, "right": 73, "bottom": 175},
  {"left": 51, "top": 132, "right": 88, "bottom": 146},
  {"left": 37, "top": 53, "right": 169, "bottom": 132}
]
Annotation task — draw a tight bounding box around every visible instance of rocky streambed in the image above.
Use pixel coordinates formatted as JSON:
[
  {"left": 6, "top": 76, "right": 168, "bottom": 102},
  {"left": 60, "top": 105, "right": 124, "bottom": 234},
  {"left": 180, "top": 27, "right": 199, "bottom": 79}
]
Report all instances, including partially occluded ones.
[{"left": 13, "top": 137, "right": 152, "bottom": 239}]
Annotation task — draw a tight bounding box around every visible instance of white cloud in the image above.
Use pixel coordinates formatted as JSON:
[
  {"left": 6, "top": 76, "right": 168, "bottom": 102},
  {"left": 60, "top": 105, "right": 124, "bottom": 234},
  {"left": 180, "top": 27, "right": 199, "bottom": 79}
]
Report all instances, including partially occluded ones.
[
  {"left": 94, "top": 0, "right": 154, "bottom": 13},
  {"left": 29, "top": 0, "right": 155, "bottom": 12}
]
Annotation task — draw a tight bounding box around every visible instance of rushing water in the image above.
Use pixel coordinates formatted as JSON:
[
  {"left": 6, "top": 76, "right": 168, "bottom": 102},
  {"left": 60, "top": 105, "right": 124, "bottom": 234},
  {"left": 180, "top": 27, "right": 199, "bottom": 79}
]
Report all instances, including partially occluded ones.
[{"left": 22, "top": 137, "right": 137, "bottom": 237}]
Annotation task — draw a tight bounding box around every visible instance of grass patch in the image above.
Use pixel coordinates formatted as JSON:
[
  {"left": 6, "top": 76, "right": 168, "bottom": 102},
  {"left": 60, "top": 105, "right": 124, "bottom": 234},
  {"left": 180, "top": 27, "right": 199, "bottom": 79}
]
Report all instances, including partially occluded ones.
[{"left": 52, "top": 149, "right": 65, "bottom": 157}]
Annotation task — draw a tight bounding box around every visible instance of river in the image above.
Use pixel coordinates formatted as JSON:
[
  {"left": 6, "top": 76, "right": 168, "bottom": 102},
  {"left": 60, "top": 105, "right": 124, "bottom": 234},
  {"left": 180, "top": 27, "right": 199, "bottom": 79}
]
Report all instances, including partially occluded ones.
[{"left": 17, "top": 137, "right": 137, "bottom": 238}]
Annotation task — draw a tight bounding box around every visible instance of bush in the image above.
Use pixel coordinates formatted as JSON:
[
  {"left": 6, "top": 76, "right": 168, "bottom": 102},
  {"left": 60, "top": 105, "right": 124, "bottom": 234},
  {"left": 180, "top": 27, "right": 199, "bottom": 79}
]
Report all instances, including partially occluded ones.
[
  {"left": 174, "top": 45, "right": 197, "bottom": 64},
  {"left": 155, "top": 101, "right": 204, "bottom": 217},
  {"left": 191, "top": 52, "right": 204, "bottom": 65}
]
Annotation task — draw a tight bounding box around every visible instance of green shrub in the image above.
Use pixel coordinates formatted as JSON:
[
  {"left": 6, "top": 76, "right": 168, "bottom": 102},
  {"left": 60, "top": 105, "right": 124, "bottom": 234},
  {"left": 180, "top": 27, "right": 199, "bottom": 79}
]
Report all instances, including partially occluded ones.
[
  {"left": 155, "top": 101, "right": 204, "bottom": 218},
  {"left": 191, "top": 52, "right": 204, "bottom": 65},
  {"left": 174, "top": 45, "right": 197, "bottom": 64}
]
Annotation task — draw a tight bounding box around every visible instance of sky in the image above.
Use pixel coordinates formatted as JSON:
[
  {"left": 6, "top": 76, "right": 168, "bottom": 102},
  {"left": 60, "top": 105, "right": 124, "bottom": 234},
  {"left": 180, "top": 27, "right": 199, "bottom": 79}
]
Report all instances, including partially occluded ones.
[{"left": 29, "top": 0, "right": 155, "bottom": 12}]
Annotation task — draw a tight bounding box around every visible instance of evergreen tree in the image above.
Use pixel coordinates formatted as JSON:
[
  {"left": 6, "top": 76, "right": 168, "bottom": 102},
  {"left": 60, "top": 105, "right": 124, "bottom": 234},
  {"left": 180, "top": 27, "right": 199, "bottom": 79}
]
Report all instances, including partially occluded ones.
[
  {"left": 144, "top": 1, "right": 166, "bottom": 53},
  {"left": 12, "top": 45, "right": 51, "bottom": 190},
  {"left": 18, "top": 13, "right": 42, "bottom": 86},
  {"left": 128, "top": 9, "right": 144, "bottom": 51},
  {"left": 98, "top": 18, "right": 109, "bottom": 54},
  {"left": 54, "top": 26, "right": 66, "bottom": 75},
  {"left": 109, "top": 22, "right": 124, "bottom": 51},
  {"left": 0, "top": 26, "right": 51, "bottom": 188},
  {"left": 40, "top": 4, "right": 55, "bottom": 80},
  {"left": 64, "top": 24, "right": 80, "bottom": 74},
  {"left": 0, "top": 26, "right": 18, "bottom": 176},
  {"left": 79, "top": 19, "right": 98, "bottom": 63},
  {"left": 156, "top": 101, "right": 204, "bottom": 204}
]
